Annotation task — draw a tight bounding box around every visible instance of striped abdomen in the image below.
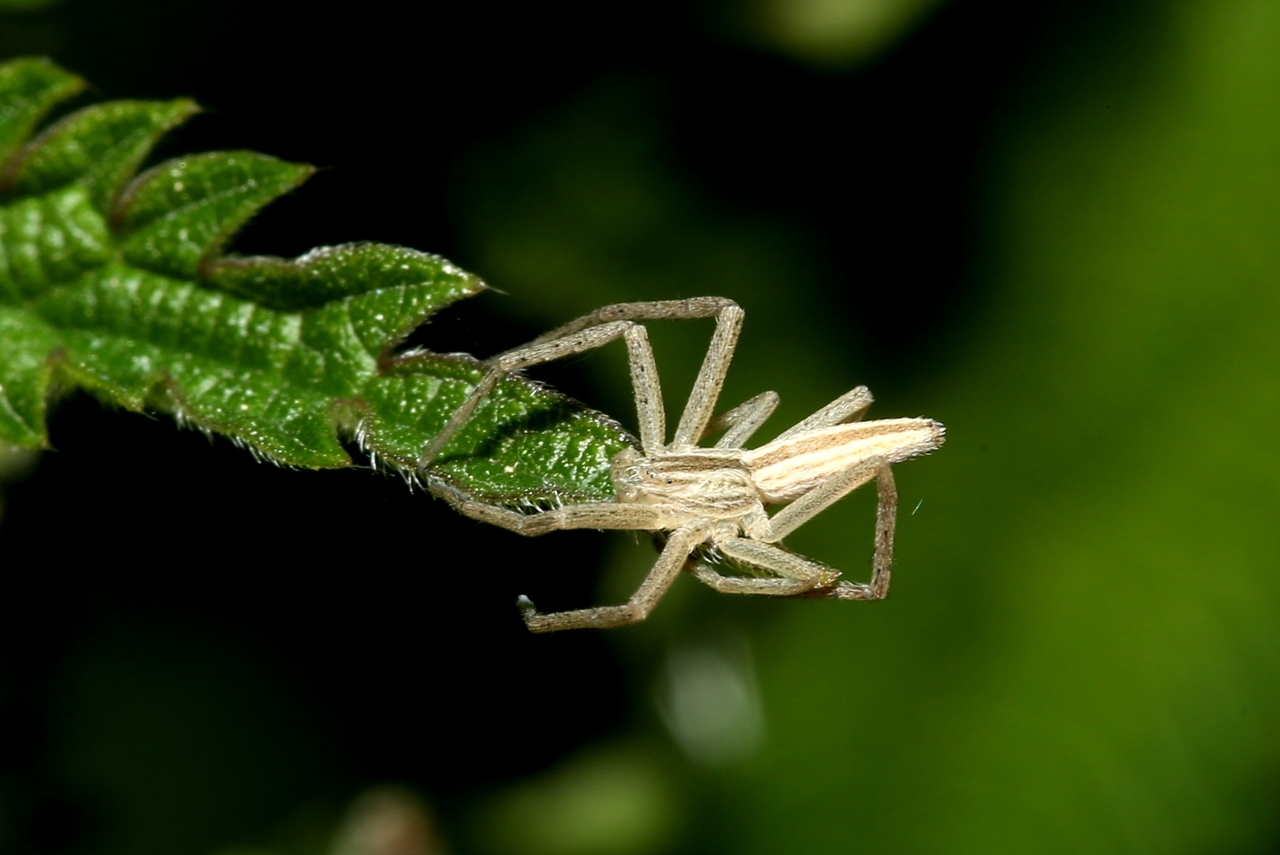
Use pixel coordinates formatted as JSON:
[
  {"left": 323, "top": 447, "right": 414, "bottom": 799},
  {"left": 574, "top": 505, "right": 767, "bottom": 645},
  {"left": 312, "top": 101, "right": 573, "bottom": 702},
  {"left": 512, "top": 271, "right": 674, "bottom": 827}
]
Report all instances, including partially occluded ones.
[{"left": 743, "top": 418, "right": 945, "bottom": 504}]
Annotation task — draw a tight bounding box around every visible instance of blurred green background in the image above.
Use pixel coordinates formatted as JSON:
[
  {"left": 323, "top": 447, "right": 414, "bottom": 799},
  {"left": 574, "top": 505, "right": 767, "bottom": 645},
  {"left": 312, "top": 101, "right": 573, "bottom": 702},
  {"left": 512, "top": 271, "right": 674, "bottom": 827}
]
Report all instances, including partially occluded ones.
[{"left": 2, "top": 0, "right": 1279, "bottom": 854}]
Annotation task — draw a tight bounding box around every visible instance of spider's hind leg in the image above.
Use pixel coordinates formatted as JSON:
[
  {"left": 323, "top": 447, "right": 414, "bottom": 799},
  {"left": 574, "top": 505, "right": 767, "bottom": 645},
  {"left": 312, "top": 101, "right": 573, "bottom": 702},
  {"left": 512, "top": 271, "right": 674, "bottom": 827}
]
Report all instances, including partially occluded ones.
[
  {"left": 816, "top": 463, "right": 898, "bottom": 601},
  {"left": 771, "top": 386, "right": 874, "bottom": 443}
]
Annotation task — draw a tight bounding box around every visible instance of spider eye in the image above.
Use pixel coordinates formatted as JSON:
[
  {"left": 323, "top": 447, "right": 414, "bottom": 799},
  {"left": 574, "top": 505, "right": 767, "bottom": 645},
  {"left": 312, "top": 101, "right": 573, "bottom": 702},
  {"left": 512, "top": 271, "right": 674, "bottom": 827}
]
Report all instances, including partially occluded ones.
[{"left": 666, "top": 478, "right": 674, "bottom": 484}]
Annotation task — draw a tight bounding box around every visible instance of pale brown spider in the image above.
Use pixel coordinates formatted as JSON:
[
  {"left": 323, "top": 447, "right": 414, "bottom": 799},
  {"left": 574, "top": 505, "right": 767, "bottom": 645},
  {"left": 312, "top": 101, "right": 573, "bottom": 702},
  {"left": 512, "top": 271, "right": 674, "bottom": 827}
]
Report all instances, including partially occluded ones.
[{"left": 419, "top": 298, "right": 944, "bottom": 632}]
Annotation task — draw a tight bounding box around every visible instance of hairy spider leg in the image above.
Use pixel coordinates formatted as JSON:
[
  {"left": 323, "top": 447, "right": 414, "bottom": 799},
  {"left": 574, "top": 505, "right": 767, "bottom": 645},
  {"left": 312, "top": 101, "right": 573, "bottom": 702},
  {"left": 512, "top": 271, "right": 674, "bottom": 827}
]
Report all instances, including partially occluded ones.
[
  {"left": 770, "top": 385, "right": 875, "bottom": 443},
  {"left": 670, "top": 301, "right": 743, "bottom": 448},
  {"left": 702, "top": 384, "right": 874, "bottom": 451},
  {"left": 520, "top": 295, "right": 745, "bottom": 446},
  {"left": 429, "top": 483, "right": 670, "bottom": 535},
  {"left": 701, "top": 391, "right": 780, "bottom": 448},
  {"left": 518, "top": 522, "right": 709, "bottom": 632},
  {"left": 826, "top": 464, "right": 897, "bottom": 601},
  {"left": 419, "top": 319, "right": 664, "bottom": 464},
  {"left": 418, "top": 298, "right": 744, "bottom": 468},
  {"left": 690, "top": 535, "right": 840, "bottom": 596}
]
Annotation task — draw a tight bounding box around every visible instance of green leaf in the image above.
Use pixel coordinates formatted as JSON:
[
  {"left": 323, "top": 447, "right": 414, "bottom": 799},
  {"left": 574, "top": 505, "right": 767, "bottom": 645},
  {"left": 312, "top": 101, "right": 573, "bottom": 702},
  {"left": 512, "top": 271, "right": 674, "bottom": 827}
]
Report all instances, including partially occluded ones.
[
  {"left": 120, "top": 152, "right": 315, "bottom": 279},
  {"left": 0, "top": 58, "right": 83, "bottom": 166},
  {"left": 0, "top": 306, "right": 59, "bottom": 446},
  {"left": 0, "top": 58, "right": 635, "bottom": 507},
  {"left": 8, "top": 99, "right": 200, "bottom": 211}
]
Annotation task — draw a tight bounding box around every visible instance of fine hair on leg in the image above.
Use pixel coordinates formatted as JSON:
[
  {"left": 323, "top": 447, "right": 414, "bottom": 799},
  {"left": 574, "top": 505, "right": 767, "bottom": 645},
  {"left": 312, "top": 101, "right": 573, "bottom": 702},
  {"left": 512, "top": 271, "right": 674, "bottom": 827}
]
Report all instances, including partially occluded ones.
[
  {"left": 419, "top": 298, "right": 744, "bottom": 469},
  {"left": 419, "top": 320, "right": 653, "bottom": 467},
  {"left": 430, "top": 484, "right": 671, "bottom": 536},
  {"left": 690, "top": 535, "right": 838, "bottom": 596},
  {"left": 519, "top": 523, "right": 707, "bottom": 632},
  {"left": 522, "top": 297, "right": 738, "bottom": 346},
  {"left": 771, "top": 386, "right": 874, "bottom": 443},
  {"left": 823, "top": 464, "right": 898, "bottom": 601},
  {"left": 702, "top": 391, "right": 780, "bottom": 449},
  {"left": 671, "top": 302, "right": 744, "bottom": 448}
]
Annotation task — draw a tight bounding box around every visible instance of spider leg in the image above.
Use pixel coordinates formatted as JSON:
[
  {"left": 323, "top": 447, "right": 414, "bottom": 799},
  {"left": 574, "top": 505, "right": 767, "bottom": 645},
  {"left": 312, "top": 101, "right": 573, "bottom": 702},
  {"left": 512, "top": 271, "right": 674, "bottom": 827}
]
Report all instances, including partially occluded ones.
[
  {"left": 521, "top": 296, "right": 749, "bottom": 450},
  {"left": 820, "top": 464, "right": 897, "bottom": 601},
  {"left": 690, "top": 534, "right": 839, "bottom": 596},
  {"left": 519, "top": 297, "right": 746, "bottom": 451},
  {"left": 419, "top": 297, "right": 745, "bottom": 469},
  {"left": 419, "top": 317, "right": 666, "bottom": 466},
  {"left": 671, "top": 302, "right": 744, "bottom": 449},
  {"left": 428, "top": 484, "right": 672, "bottom": 535},
  {"left": 700, "top": 391, "right": 780, "bottom": 449},
  {"left": 518, "top": 523, "right": 707, "bottom": 632},
  {"left": 771, "top": 386, "right": 874, "bottom": 443},
  {"left": 524, "top": 297, "right": 737, "bottom": 346}
]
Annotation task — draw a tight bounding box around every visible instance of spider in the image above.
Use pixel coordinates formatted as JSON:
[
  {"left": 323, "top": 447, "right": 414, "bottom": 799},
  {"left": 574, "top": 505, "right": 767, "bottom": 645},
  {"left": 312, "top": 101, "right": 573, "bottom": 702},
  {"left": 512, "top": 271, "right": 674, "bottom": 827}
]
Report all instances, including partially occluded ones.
[{"left": 419, "top": 297, "right": 945, "bottom": 632}]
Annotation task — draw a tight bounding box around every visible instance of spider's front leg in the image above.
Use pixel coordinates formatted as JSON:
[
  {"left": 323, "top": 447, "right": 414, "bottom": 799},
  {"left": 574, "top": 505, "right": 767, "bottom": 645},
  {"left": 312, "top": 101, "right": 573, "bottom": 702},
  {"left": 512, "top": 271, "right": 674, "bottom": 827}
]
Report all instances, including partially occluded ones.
[
  {"left": 418, "top": 317, "right": 666, "bottom": 466},
  {"left": 417, "top": 297, "right": 744, "bottom": 469},
  {"left": 428, "top": 483, "right": 671, "bottom": 536}
]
